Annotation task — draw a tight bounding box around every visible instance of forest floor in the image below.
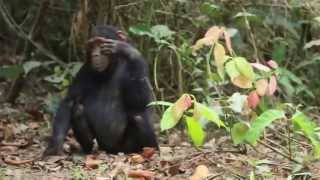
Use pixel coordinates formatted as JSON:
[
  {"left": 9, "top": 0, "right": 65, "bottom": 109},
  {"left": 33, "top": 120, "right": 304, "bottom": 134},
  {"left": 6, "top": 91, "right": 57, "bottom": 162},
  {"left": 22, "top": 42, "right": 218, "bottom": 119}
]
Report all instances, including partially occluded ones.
[{"left": 0, "top": 90, "right": 320, "bottom": 180}]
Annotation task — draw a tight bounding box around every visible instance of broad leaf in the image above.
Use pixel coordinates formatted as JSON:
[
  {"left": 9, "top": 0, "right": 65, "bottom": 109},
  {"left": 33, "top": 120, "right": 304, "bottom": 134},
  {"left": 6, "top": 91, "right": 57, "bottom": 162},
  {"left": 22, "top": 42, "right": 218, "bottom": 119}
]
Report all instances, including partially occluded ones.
[
  {"left": 0, "top": 65, "right": 23, "bottom": 79},
  {"left": 234, "top": 57, "right": 255, "bottom": 80},
  {"left": 228, "top": 92, "right": 247, "bottom": 113},
  {"left": 194, "top": 102, "right": 225, "bottom": 128},
  {"left": 148, "top": 101, "right": 173, "bottom": 107},
  {"left": 23, "top": 61, "right": 41, "bottom": 75},
  {"left": 232, "top": 75, "right": 253, "bottom": 88},
  {"left": 214, "top": 42, "right": 226, "bottom": 78},
  {"left": 247, "top": 91, "right": 260, "bottom": 109},
  {"left": 245, "top": 110, "right": 285, "bottom": 145},
  {"left": 225, "top": 60, "right": 240, "bottom": 79},
  {"left": 231, "top": 122, "right": 250, "bottom": 145},
  {"left": 186, "top": 116, "right": 205, "bottom": 146},
  {"left": 160, "top": 106, "right": 178, "bottom": 131},
  {"left": 172, "top": 94, "right": 193, "bottom": 121},
  {"left": 267, "top": 75, "right": 277, "bottom": 96},
  {"left": 129, "top": 24, "right": 152, "bottom": 36},
  {"left": 255, "top": 79, "right": 268, "bottom": 96},
  {"left": 292, "top": 111, "right": 320, "bottom": 158},
  {"left": 151, "top": 25, "right": 175, "bottom": 40}
]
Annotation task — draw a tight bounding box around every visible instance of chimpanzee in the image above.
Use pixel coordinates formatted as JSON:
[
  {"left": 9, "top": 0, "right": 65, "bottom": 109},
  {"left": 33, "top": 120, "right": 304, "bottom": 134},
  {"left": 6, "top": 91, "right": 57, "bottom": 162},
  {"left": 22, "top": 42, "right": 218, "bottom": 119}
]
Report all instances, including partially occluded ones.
[{"left": 43, "top": 25, "right": 158, "bottom": 156}]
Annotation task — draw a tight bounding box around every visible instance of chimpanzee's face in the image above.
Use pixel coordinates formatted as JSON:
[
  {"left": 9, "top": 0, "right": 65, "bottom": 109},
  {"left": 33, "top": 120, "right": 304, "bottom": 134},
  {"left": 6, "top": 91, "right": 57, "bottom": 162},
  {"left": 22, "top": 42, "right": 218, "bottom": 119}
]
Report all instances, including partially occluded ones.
[{"left": 90, "top": 43, "right": 110, "bottom": 72}]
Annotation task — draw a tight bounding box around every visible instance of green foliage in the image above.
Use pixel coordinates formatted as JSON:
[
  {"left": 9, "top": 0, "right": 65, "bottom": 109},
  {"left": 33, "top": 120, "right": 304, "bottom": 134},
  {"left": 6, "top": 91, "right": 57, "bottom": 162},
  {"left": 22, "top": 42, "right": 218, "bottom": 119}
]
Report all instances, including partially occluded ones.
[
  {"left": 245, "top": 110, "right": 285, "bottom": 145},
  {"left": 292, "top": 111, "right": 320, "bottom": 158},
  {"left": 0, "top": 65, "right": 23, "bottom": 79}
]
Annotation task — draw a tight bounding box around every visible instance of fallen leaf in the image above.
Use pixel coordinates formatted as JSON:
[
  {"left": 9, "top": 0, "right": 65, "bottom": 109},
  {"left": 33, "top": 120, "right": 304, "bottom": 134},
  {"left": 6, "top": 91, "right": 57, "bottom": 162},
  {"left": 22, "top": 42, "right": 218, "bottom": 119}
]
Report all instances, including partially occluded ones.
[
  {"left": 131, "top": 154, "right": 145, "bottom": 164},
  {"left": 85, "top": 155, "right": 103, "bottom": 169},
  {"left": 142, "top": 147, "right": 156, "bottom": 159},
  {"left": 247, "top": 91, "right": 260, "bottom": 109},
  {"left": 189, "top": 165, "right": 209, "bottom": 180},
  {"left": 3, "top": 156, "right": 34, "bottom": 165},
  {"left": 128, "top": 170, "right": 155, "bottom": 180},
  {"left": 28, "top": 122, "right": 40, "bottom": 129}
]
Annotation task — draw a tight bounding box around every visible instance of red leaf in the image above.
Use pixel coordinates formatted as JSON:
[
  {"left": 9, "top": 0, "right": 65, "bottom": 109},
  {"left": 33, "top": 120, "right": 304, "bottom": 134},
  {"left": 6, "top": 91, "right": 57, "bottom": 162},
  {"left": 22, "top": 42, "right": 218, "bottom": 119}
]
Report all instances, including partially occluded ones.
[
  {"left": 251, "top": 63, "right": 271, "bottom": 72},
  {"left": 247, "top": 91, "right": 260, "bottom": 109},
  {"left": 266, "top": 60, "right": 279, "bottom": 69}
]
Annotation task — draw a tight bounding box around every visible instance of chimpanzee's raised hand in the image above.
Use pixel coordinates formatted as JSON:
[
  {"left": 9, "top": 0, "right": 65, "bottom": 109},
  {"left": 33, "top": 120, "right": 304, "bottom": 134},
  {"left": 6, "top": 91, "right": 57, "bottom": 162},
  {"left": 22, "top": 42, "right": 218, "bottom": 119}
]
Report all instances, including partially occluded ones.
[{"left": 100, "top": 39, "right": 141, "bottom": 60}]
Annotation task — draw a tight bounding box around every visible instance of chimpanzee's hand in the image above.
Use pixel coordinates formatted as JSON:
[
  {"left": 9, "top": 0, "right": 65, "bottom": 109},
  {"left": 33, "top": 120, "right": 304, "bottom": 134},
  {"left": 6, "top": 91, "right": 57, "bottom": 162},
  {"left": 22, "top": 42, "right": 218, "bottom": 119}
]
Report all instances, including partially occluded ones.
[{"left": 100, "top": 39, "right": 141, "bottom": 59}]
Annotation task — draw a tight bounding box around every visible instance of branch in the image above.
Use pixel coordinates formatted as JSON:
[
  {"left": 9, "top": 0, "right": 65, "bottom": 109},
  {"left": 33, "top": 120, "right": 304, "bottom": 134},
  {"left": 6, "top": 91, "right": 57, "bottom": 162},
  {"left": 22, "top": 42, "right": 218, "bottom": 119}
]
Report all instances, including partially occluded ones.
[{"left": 0, "top": 0, "right": 65, "bottom": 65}]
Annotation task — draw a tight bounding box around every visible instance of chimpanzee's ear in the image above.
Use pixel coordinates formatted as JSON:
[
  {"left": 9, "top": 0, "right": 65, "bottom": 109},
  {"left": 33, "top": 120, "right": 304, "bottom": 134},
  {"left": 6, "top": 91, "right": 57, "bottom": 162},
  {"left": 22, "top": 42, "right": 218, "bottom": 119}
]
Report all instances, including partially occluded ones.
[{"left": 116, "top": 31, "right": 128, "bottom": 42}]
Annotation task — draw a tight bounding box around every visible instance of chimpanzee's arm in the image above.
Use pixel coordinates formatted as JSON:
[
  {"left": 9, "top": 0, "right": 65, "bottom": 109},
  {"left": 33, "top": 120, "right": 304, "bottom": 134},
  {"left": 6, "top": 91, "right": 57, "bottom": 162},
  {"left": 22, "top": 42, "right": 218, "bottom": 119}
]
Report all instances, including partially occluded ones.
[
  {"left": 100, "top": 39, "right": 152, "bottom": 110},
  {"left": 43, "top": 65, "right": 91, "bottom": 156},
  {"left": 120, "top": 44, "right": 152, "bottom": 110},
  {"left": 43, "top": 97, "right": 73, "bottom": 156}
]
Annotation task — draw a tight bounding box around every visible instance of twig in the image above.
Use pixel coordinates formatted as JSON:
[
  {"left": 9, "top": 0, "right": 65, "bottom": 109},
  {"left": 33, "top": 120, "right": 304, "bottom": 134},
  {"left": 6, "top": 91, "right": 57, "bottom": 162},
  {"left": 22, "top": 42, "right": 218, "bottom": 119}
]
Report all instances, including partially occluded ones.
[{"left": 258, "top": 140, "right": 301, "bottom": 164}]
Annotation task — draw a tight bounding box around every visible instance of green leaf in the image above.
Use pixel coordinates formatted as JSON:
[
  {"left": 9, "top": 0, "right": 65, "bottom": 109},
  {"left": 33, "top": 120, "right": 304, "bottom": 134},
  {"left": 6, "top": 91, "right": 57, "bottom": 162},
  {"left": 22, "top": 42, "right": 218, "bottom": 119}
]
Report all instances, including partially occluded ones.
[
  {"left": 69, "top": 62, "right": 83, "bottom": 77},
  {"left": 150, "top": 25, "right": 175, "bottom": 40},
  {"left": 129, "top": 24, "right": 152, "bottom": 36},
  {"left": 148, "top": 101, "right": 173, "bottom": 107},
  {"left": 233, "top": 57, "right": 255, "bottom": 80},
  {"left": 23, "top": 61, "right": 41, "bottom": 75},
  {"left": 272, "top": 42, "right": 286, "bottom": 64},
  {"left": 194, "top": 102, "right": 225, "bottom": 128},
  {"left": 225, "top": 60, "right": 240, "bottom": 80},
  {"left": 245, "top": 110, "right": 285, "bottom": 145},
  {"left": 292, "top": 111, "right": 320, "bottom": 158},
  {"left": 233, "top": 12, "right": 256, "bottom": 18},
  {"left": 0, "top": 65, "right": 23, "bottom": 79},
  {"left": 160, "top": 106, "right": 180, "bottom": 131},
  {"left": 186, "top": 116, "right": 205, "bottom": 146},
  {"left": 231, "top": 122, "right": 250, "bottom": 145}
]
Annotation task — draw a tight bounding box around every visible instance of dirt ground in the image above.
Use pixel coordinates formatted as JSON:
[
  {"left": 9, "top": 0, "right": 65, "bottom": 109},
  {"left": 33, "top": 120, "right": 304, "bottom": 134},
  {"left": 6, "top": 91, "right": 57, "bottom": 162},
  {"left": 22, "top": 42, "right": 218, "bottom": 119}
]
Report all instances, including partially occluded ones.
[{"left": 0, "top": 92, "right": 320, "bottom": 180}]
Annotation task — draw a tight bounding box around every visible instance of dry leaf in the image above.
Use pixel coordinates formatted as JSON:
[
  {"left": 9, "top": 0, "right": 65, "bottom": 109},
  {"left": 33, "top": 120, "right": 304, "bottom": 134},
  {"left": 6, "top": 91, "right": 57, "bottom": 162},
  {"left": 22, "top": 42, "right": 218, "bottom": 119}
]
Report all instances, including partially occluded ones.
[
  {"left": 192, "top": 26, "right": 224, "bottom": 55},
  {"left": 3, "top": 156, "right": 34, "bottom": 165},
  {"left": 131, "top": 154, "right": 145, "bottom": 164},
  {"left": 172, "top": 94, "right": 193, "bottom": 121},
  {"left": 142, "top": 147, "right": 156, "bottom": 159},
  {"left": 128, "top": 170, "right": 155, "bottom": 180},
  {"left": 28, "top": 122, "right": 39, "bottom": 129},
  {"left": 189, "top": 165, "right": 209, "bottom": 180},
  {"left": 85, "top": 155, "right": 103, "bottom": 169}
]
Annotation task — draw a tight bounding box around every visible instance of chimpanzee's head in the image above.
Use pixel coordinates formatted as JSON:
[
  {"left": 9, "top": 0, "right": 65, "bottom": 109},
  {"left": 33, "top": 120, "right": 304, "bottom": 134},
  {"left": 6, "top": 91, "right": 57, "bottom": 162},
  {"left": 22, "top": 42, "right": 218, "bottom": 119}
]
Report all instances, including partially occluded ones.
[{"left": 87, "top": 25, "right": 127, "bottom": 72}]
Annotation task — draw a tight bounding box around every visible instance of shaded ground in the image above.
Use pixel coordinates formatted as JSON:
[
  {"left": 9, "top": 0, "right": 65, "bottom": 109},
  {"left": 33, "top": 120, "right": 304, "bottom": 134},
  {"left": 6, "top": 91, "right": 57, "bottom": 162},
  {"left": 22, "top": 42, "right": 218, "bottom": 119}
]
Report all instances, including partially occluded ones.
[{"left": 0, "top": 92, "right": 320, "bottom": 179}]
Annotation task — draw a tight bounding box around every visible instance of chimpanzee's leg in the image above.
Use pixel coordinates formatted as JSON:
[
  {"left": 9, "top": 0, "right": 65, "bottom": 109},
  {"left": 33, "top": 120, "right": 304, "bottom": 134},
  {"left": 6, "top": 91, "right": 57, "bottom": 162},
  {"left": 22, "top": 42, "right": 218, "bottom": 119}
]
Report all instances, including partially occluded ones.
[
  {"left": 120, "top": 113, "right": 158, "bottom": 153},
  {"left": 71, "top": 103, "right": 94, "bottom": 153}
]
